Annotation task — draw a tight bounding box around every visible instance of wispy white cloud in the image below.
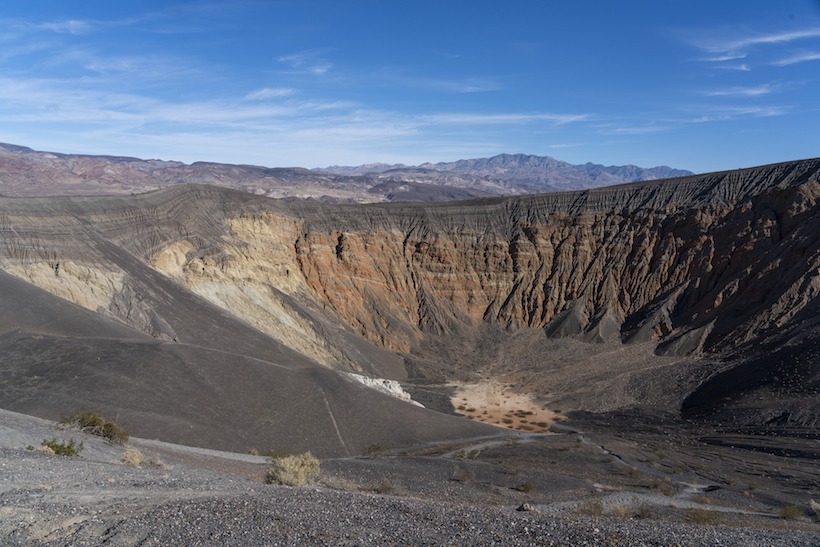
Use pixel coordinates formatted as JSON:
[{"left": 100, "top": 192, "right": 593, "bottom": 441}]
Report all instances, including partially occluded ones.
[
  {"left": 695, "top": 28, "right": 820, "bottom": 54},
  {"left": 548, "top": 143, "right": 584, "bottom": 149},
  {"left": 12, "top": 15, "right": 147, "bottom": 36},
  {"left": 370, "top": 70, "right": 503, "bottom": 94},
  {"left": 700, "top": 52, "right": 747, "bottom": 62},
  {"left": 689, "top": 27, "right": 820, "bottom": 73},
  {"left": 0, "top": 72, "right": 597, "bottom": 167},
  {"left": 772, "top": 51, "right": 820, "bottom": 66},
  {"left": 243, "top": 87, "right": 297, "bottom": 100},
  {"left": 703, "top": 84, "right": 779, "bottom": 97},
  {"left": 0, "top": 76, "right": 350, "bottom": 126},
  {"left": 277, "top": 50, "right": 332, "bottom": 75},
  {"left": 726, "top": 28, "right": 820, "bottom": 50},
  {"left": 687, "top": 105, "right": 787, "bottom": 123},
  {"left": 596, "top": 124, "right": 668, "bottom": 136},
  {"left": 421, "top": 77, "right": 502, "bottom": 94},
  {"left": 712, "top": 63, "right": 751, "bottom": 72},
  {"left": 0, "top": 40, "right": 58, "bottom": 62},
  {"left": 424, "top": 113, "right": 589, "bottom": 125},
  {"left": 35, "top": 19, "right": 94, "bottom": 35}
]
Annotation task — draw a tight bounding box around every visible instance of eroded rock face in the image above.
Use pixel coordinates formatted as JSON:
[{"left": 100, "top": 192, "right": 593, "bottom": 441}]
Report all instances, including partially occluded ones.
[
  {"left": 0, "top": 160, "right": 818, "bottom": 425},
  {"left": 276, "top": 160, "right": 820, "bottom": 361}
]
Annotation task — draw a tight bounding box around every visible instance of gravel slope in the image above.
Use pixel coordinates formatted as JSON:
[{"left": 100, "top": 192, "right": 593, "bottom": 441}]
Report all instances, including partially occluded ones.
[{"left": 1, "top": 410, "right": 818, "bottom": 546}]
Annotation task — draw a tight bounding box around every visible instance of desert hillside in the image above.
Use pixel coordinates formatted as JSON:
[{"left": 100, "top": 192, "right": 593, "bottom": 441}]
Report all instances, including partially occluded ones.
[
  {"left": 0, "top": 143, "right": 691, "bottom": 202},
  {"left": 0, "top": 158, "right": 817, "bottom": 451}
]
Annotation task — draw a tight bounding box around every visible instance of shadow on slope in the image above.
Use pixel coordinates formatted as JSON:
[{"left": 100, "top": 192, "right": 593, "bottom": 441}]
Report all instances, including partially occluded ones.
[
  {"left": 0, "top": 270, "right": 147, "bottom": 341},
  {"left": 681, "top": 297, "right": 820, "bottom": 428},
  {"left": 0, "top": 271, "right": 497, "bottom": 457}
]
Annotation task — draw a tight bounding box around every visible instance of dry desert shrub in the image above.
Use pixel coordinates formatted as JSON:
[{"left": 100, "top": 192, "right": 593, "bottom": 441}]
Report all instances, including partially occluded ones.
[
  {"left": 650, "top": 478, "right": 676, "bottom": 497},
  {"left": 455, "top": 470, "right": 472, "bottom": 483},
  {"left": 265, "top": 452, "right": 320, "bottom": 486},
  {"left": 686, "top": 507, "right": 720, "bottom": 525},
  {"left": 59, "top": 410, "right": 128, "bottom": 445},
  {"left": 779, "top": 504, "right": 803, "bottom": 520},
  {"left": 810, "top": 499, "right": 820, "bottom": 518},
  {"left": 576, "top": 499, "right": 604, "bottom": 516},
  {"left": 607, "top": 504, "right": 632, "bottom": 518},
  {"left": 121, "top": 448, "right": 144, "bottom": 467},
  {"left": 41, "top": 437, "right": 83, "bottom": 456},
  {"left": 363, "top": 443, "right": 390, "bottom": 459},
  {"left": 370, "top": 478, "right": 393, "bottom": 494},
  {"left": 516, "top": 480, "right": 535, "bottom": 493},
  {"left": 145, "top": 455, "right": 166, "bottom": 469}
]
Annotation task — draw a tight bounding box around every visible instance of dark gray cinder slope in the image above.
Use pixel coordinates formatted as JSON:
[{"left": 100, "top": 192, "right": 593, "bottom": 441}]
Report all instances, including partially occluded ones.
[{"left": 0, "top": 268, "right": 496, "bottom": 457}]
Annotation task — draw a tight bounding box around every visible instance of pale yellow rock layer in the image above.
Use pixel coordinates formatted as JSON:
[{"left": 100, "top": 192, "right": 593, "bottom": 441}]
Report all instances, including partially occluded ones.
[{"left": 5, "top": 262, "right": 124, "bottom": 315}]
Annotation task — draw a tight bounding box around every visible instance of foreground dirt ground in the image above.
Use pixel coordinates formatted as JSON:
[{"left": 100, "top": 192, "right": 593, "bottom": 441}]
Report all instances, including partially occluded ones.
[{"left": 1, "top": 408, "right": 818, "bottom": 546}]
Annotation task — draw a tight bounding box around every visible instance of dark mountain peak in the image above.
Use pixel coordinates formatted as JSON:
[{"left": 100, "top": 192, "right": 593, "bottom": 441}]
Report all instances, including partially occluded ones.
[{"left": 0, "top": 142, "right": 37, "bottom": 154}]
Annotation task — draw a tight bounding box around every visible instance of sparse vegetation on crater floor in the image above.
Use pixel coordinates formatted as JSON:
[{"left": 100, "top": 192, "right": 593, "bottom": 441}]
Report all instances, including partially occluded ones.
[
  {"left": 265, "top": 452, "right": 321, "bottom": 486},
  {"left": 59, "top": 409, "right": 128, "bottom": 445}
]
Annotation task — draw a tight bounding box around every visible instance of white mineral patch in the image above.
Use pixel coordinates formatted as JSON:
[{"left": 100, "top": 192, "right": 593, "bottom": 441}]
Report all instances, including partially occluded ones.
[{"left": 347, "top": 373, "right": 424, "bottom": 407}]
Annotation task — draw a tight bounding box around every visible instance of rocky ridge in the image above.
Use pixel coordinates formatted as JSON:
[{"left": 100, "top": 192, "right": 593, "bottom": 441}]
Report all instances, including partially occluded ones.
[
  {"left": 0, "top": 143, "right": 691, "bottom": 202},
  {"left": 416, "top": 153, "right": 693, "bottom": 190}
]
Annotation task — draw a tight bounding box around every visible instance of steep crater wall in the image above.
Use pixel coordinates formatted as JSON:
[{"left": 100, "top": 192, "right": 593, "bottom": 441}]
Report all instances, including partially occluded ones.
[
  {"left": 276, "top": 160, "right": 820, "bottom": 359},
  {"left": 1, "top": 160, "right": 818, "bottom": 424}
]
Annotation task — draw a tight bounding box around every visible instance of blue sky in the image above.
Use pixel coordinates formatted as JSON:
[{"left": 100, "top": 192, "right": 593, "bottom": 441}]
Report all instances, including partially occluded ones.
[{"left": 0, "top": 1, "right": 819, "bottom": 172}]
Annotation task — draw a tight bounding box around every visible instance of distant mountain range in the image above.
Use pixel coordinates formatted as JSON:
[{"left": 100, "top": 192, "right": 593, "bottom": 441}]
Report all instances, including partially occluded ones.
[
  {"left": 0, "top": 143, "right": 692, "bottom": 202},
  {"left": 318, "top": 153, "right": 692, "bottom": 193}
]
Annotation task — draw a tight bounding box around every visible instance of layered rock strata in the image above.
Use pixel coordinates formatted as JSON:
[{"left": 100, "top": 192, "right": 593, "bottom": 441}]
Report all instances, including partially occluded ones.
[{"left": 0, "top": 159, "right": 817, "bottom": 426}]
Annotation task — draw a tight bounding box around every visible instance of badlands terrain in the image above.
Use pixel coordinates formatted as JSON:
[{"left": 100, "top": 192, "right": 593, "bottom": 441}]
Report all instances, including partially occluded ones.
[{"left": 0, "top": 149, "right": 818, "bottom": 544}]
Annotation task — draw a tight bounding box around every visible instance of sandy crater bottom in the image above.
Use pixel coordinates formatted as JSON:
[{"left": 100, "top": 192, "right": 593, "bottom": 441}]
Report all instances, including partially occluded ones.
[{"left": 451, "top": 381, "right": 562, "bottom": 433}]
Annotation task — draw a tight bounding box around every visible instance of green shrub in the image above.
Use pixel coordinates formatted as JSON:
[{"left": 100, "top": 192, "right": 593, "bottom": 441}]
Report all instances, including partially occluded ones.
[
  {"left": 690, "top": 495, "right": 712, "bottom": 505},
  {"left": 453, "top": 449, "right": 479, "bottom": 460},
  {"left": 634, "top": 503, "right": 654, "bottom": 519},
  {"left": 41, "top": 437, "right": 83, "bottom": 457},
  {"left": 363, "top": 443, "right": 389, "bottom": 459},
  {"left": 265, "top": 452, "right": 320, "bottom": 486},
  {"left": 650, "top": 478, "right": 676, "bottom": 496},
  {"left": 686, "top": 507, "right": 719, "bottom": 525},
  {"left": 779, "top": 504, "right": 803, "bottom": 520},
  {"left": 517, "top": 480, "right": 535, "bottom": 493},
  {"left": 371, "top": 479, "right": 393, "bottom": 494},
  {"left": 608, "top": 504, "right": 631, "bottom": 518},
  {"left": 576, "top": 500, "right": 604, "bottom": 516},
  {"left": 60, "top": 410, "right": 128, "bottom": 444}
]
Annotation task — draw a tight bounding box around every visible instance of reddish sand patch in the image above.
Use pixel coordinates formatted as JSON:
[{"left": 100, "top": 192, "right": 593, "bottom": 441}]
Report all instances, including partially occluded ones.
[{"left": 451, "top": 381, "right": 561, "bottom": 433}]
